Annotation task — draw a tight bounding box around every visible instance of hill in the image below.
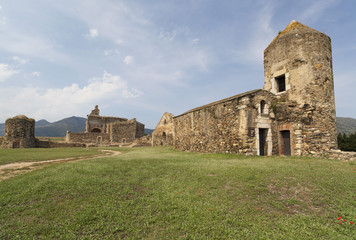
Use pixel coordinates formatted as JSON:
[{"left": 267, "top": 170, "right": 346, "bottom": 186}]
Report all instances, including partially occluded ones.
[
  {"left": 336, "top": 117, "right": 356, "bottom": 135},
  {"left": 34, "top": 116, "right": 87, "bottom": 137}
]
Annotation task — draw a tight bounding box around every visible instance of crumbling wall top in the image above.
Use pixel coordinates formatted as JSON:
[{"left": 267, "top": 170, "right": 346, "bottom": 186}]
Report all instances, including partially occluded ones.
[{"left": 89, "top": 105, "right": 100, "bottom": 116}]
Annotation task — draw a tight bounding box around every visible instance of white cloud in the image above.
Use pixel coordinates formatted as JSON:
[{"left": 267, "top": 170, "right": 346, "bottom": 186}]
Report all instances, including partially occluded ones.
[
  {"left": 124, "top": 56, "right": 134, "bottom": 65},
  {"left": 31, "top": 72, "right": 41, "bottom": 77},
  {"left": 0, "top": 5, "right": 2, "bottom": 10},
  {"left": 12, "top": 56, "right": 28, "bottom": 65},
  {"left": 0, "top": 71, "right": 142, "bottom": 121},
  {"left": 104, "top": 49, "right": 120, "bottom": 56},
  {"left": 159, "top": 31, "right": 177, "bottom": 41},
  {"left": 87, "top": 28, "right": 99, "bottom": 38},
  {"left": 192, "top": 38, "right": 200, "bottom": 44},
  {"left": 0, "top": 64, "right": 18, "bottom": 82}
]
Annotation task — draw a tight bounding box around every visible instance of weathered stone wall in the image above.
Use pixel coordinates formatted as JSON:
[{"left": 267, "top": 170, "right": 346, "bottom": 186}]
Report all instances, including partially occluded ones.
[
  {"left": 152, "top": 112, "right": 174, "bottom": 146},
  {"left": 36, "top": 139, "right": 86, "bottom": 148},
  {"left": 174, "top": 90, "right": 276, "bottom": 155},
  {"left": 264, "top": 21, "right": 338, "bottom": 156},
  {"left": 2, "top": 115, "right": 36, "bottom": 148},
  {"left": 329, "top": 150, "right": 356, "bottom": 161},
  {"left": 135, "top": 121, "right": 145, "bottom": 138},
  {"left": 86, "top": 115, "right": 127, "bottom": 133},
  {"left": 133, "top": 135, "right": 152, "bottom": 147},
  {"left": 66, "top": 132, "right": 110, "bottom": 144},
  {"left": 110, "top": 120, "right": 137, "bottom": 143}
]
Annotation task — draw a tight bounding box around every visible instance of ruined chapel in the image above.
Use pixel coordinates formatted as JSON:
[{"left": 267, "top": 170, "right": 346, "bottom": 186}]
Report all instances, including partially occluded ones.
[
  {"left": 66, "top": 105, "right": 145, "bottom": 145},
  {"left": 153, "top": 20, "right": 339, "bottom": 157}
]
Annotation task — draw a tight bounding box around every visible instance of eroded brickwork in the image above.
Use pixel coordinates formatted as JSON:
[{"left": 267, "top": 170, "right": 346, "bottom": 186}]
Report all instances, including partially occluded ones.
[
  {"left": 264, "top": 21, "right": 338, "bottom": 156},
  {"left": 157, "top": 21, "right": 341, "bottom": 157},
  {"left": 2, "top": 115, "right": 36, "bottom": 148},
  {"left": 152, "top": 112, "right": 174, "bottom": 146},
  {"left": 174, "top": 90, "right": 277, "bottom": 155},
  {"left": 66, "top": 106, "right": 145, "bottom": 145}
]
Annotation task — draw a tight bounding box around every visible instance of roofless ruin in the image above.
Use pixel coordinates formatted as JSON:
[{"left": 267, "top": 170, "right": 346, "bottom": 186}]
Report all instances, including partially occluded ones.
[{"left": 153, "top": 20, "right": 345, "bottom": 158}]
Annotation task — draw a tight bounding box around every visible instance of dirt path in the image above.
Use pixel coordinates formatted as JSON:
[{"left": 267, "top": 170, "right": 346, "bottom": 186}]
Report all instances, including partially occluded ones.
[{"left": 0, "top": 149, "right": 121, "bottom": 181}]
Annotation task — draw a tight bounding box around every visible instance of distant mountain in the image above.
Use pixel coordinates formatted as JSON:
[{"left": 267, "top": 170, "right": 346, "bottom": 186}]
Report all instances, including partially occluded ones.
[
  {"left": 336, "top": 117, "right": 356, "bottom": 135},
  {"left": 0, "top": 123, "right": 4, "bottom": 136},
  {"left": 35, "top": 116, "right": 87, "bottom": 137},
  {"left": 36, "top": 119, "right": 51, "bottom": 127},
  {"left": 144, "top": 129, "right": 154, "bottom": 136}
]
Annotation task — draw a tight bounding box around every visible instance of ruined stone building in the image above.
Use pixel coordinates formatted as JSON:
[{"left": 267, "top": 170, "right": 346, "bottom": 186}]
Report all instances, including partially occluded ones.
[
  {"left": 1, "top": 115, "right": 36, "bottom": 148},
  {"left": 152, "top": 112, "right": 174, "bottom": 146},
  {"left": 66, "top": 105, "right": 145, "bottom": 145},
  {"left": 153, "top": 20, "right": 339, "bottom": 157}
]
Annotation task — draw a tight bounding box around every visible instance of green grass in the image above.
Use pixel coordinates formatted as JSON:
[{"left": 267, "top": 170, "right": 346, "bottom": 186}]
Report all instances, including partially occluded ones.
[
  {"left": 0, "top": 146, "right": 355, "bottom": 239},
  {"left": 36, "top": 137, "right": 65, "bottom": 142},
  {"left": 0, "top": 148, "right": 101, "bottom": 165}
]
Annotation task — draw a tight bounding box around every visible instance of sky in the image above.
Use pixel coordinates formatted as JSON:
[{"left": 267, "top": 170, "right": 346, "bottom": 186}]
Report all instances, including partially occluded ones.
[{"left": 0, "top": 0, "right": 355, "bottom": 128}]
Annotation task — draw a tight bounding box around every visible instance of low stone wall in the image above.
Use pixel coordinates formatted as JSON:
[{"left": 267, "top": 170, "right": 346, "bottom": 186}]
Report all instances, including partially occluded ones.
[
  {"left": 133, "top": 135, "right": 152, "bottom": 147},
  {"left": 328, "top": 150, "right": 356, "bottom": 161},
  {"left": 66, "top": 132, "right": 110, "bottom": 144},
  {"left": 36, "top": 139, "right": 86, "bottom": 148}
]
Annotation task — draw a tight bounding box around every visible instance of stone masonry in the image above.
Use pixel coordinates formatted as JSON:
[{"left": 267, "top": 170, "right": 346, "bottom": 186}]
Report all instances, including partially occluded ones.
[
  {"left": 66, "top": 105, "right": 145, "bottom": 145},
  {"left": 152, "top": 112, "right": 174, "bottom": 146},
  {"left": 2, "top": 115, "right": 36, "bottom": 148},
  {"left": 155, "top": 20, "right": 347, "bottom": 158}
]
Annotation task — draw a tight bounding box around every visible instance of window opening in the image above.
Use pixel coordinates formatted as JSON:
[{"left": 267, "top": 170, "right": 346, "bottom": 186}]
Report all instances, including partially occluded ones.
[
  {"left": 260, "top": 100, "right": 266, "bottom": 114},
  {"left": 275, "top": 75, "right": 286, "bottom": 92}
]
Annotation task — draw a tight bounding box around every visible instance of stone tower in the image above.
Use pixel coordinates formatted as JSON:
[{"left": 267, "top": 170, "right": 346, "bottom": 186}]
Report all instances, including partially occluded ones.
[
  {"left": 263, "top": 20, "right": 337, "bottom": 155},
  {"left": 2, "top": 115, "right": 36, "bottom": 148}
]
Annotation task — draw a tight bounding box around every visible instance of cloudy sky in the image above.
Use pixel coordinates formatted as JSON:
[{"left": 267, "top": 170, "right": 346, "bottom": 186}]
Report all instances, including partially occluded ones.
[{"left": 0, "top": 0, "right": 355, "bottom": 128}]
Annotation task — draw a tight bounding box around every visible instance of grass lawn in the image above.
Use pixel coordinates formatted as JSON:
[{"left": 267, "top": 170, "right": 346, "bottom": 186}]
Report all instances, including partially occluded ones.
[
  {"left": 0, "top": 146, "right": 355, "bottom": 239},
  {"left": 0, "top": 148, "right": 101, "bottom": 166}
]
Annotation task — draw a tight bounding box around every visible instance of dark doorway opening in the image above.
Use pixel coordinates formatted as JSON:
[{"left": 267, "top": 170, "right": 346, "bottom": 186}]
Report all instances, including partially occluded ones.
[
  {"left": 259, "top": 128, "right": 268, "bottom": 156},
  {"left": 91, "top": 128, "right": 101, "bottom": 133},
  {"left": 281, "top": 130, "right": 291, "bottom": 156},
  {"left": 13, "top": 142, "right": 20, "bottom": 148},
  {"left": 161, "top": 132, "right": 166, "bottom": 146}
]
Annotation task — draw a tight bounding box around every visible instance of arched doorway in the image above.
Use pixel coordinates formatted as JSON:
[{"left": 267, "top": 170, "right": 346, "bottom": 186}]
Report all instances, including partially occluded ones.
[{"left": 91, "top": 128, "right": 101, "bottom": 133}]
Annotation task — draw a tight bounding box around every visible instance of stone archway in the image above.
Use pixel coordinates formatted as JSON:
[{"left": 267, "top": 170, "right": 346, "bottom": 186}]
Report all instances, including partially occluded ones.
[{"left": 91, "top": 128, "right": 101, "bottom": 133}]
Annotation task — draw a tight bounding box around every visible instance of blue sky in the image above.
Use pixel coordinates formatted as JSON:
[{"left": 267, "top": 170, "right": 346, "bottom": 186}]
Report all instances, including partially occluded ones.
[{"left": 0, "top": 0, "right": 355, "bottom": 128}]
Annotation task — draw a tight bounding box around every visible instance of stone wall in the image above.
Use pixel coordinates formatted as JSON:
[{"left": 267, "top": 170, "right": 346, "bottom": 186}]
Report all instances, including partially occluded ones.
[
  {"left": 329, "top": 150, "right": 356, "bottom": 161},
  {"left": 174, "top": 90, "right": 276, "bottom": 155},
  {"left": 86, "top": 115, "right": 127, "bottom": 133},
  {"left": 136, "top": 121, "right": 145, "bottom": 138},
  {"left": 110, "top": 119, "right": 137, "bottom": 143},
  {"left": 66, "top": 132, "right": 110, "bottom": 144},
  {"left": 2, "top": 115, "right": 36, "bottom": 148},
  {"left": 36, "top": 139, "right": 86, "bottom": 148},
  {"left": 152, "top": 112, "right": 174, "bottom": 146}
]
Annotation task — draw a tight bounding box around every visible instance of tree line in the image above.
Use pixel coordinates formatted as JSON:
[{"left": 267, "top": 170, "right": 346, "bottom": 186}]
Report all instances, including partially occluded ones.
[{"left": 338, "top": 132, "right": 356, "bottom": 151}]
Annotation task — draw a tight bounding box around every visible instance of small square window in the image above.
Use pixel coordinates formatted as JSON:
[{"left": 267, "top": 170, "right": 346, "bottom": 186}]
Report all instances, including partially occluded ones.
[{"left": 275, "top": 75, "right": 286, "bottom": 92}]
